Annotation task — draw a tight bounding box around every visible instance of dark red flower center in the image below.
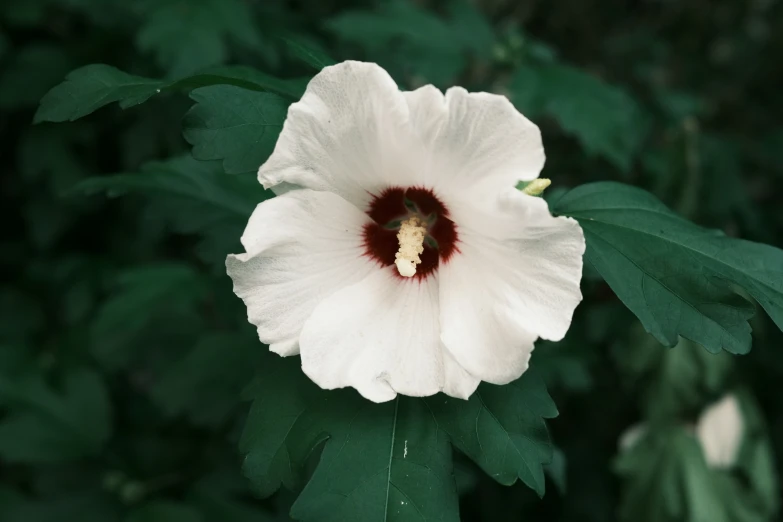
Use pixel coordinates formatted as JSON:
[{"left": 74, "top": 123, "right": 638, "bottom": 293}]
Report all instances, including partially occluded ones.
[{"left": 363, "top": 187, "right": 459, "bottom": 279}]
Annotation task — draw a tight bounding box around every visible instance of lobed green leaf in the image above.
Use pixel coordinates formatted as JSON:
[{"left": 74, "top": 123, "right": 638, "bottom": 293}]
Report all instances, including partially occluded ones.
[
  {"left": 555, "top": 182, "right": 783, "bottom": 354},
  {"left": 35, "top": 64, "right": 305, "bottom": 124},
  {"left": 183, "top": 86, "right": 289, "bottom": 175},
  {"left": 241, "top": 355, "right": 556, "bottom": 521}
]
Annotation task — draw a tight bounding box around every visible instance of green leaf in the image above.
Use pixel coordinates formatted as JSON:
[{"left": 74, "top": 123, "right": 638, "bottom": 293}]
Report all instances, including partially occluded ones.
[
  {"left": 151, "top": 332, "right": 259, "bottom": 426},
  {"left": 34, "top": 65, "right": 163, "bottom": 123},
  {"left": 733, "top": 392, "right": 780, "bottom": 518},
  {"left": 71, "top": 156, "right": 269, "bottom": 267},
  {"left": 555, "top": 182, "right": 783, "bottom": 354},
  {"left": 241, "top": 358, "right": 459, "bottom": 522},
  {"left": 325, "top": 0, "right": 491, "bottom": 85},
  {"left": 0, "top": 367, "right": 112, "bottom": 463},
  {"left": 136, "top": 0, "right": 261, "bottom": 77},
  {"left": 240, "top": 356, "right": 555, "bottom": 521},
  {"left": 616, "top": 426, "right": 727, "bottom": 522},
  {"left": 183, "top": 86, "right": 288, "bottom": 175},
  {"left": 510, "top": 65, "right": 649, "bottom": 171},
  {"left": 615, "top": 393, "right": 778, "bottom": 522},
  {"left": 292, "top": 398, "right": 459, "bottom": 522},
  {"left": 446, "top": 0, "right": 495, "bottom": 58},
  {"left": 90, "top": 262, "right": 208, "bottom": 368},
  {"left": 615, "top": 327, "right": 733, "bottom": 421},
  {"left": 283, "top": 36, "right": 336, "bottom": 70},
  {"left": 326, "top": 0, "right": 454, "bottom": 54},
  {"left": 35, "top": 64, "right": 305, "bottom": 123},
  {"left": 197, "top": 66, "right": 307, "bottom": 100},
  {"left": 425, "top": 370, "right": 557, "bottom": 496},
  {"left": 546, "top": 447, "right": 568, "bottom": 495},
  {"left": 71, "top": 155, "right": 263, "bottom": 217}
]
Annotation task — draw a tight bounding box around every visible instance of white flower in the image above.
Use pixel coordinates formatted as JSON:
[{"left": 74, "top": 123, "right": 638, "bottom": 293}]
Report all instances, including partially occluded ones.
[
  {"left": 696, "top": 394, "right": 744, "bottom": 469},
  {"left": 618, "top": 394, "right": 744, "bottom": 469},
  {"left": 226, "top": 61, "right": 585, "bottom": 403}
]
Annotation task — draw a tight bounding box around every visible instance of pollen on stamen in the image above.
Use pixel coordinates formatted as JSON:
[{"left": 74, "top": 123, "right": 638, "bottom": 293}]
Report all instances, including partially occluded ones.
[{"left": 395, "top": 216, "right": 427, "bottom": 277}]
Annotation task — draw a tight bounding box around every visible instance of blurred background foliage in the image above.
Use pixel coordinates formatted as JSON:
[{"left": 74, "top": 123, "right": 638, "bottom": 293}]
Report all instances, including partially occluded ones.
[{"left": 1, "top": 0, "right": 783, "bottom": 521}]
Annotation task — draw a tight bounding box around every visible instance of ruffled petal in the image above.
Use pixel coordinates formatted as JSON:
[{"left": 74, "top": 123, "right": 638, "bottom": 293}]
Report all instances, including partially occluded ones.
[
  {"left": 439, "top": 190, "right": 585, "bottom": 383},
  {"left": 300, "top": 270, "right": 471, "bottom": 402},
  {"left": 258, "top": 61, "right": 420, "bottom": 209},
  {"left": 226, "top": 190, "right": 375, "bottom": 355},
  {"left": 403, "top": 85, "right": 545, "bottom": 200}
]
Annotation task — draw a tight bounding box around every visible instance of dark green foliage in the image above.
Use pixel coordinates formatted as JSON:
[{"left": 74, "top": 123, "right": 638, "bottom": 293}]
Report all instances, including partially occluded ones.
[
  {"left": 615, "top": 393, "right": 779, "bottom": 522},
  {"left": 241, "top": 355, "right": 554, "bottom": 521},
  {"left": 555, "top": 182, "right": 783, "bottom": 354},
  {"left": 3, "top": 0, "right": 783, "bottom": 521},
  {"left": 512, "top": 65, "right": 649, "bottom": 172},
  {"left": 35, "top": 65, "right": 305, "bottom": 123},
  {"left": 134, "top": 0, "right": 263, "bottom": 78},
  {"left": 0, "top": 367, "right": 111, "bottom": 463},
  {"left": 151, "top": 333, "right": 259, "bottom": 426},
  {"left": 614, "top": 328, "right": 734, "bottom": 421}
]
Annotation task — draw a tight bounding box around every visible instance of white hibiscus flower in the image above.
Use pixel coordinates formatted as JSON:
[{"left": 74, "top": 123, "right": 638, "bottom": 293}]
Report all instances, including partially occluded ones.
[{"left": 226, "top": 61, "right": 585, "bottom": 403}]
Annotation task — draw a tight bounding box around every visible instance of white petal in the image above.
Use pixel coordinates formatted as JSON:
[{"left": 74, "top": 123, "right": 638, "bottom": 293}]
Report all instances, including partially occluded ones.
[
  {"left": 258, "top": 61, "right": 419, "bottom": 209},
  {"left": 439, "top": 266, "right": 538, "bottom": 384},
  {"left": 696, "top": 394, "right": 744, "bottom": 469},
  {"left": 439, "top": 190, "right": 584, "bottom": 383},
  {"left": 300, "top": 270, "right": 467, "bottom": 403},
  {"left": 403, "top": 85, "right": 545, "bottom": 200},
  {"left": 402, "top": 85, "right": 448, "bottom": 150},
  {"left": 441, "top": 349, "right": 480, "bottom": 399},
  {"left": 226, "top": 190, "right": 375, "bottom": 355}
]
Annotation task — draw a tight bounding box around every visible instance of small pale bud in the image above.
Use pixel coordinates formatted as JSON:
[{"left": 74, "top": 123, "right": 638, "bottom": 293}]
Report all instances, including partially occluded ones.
[{"left": 520, "top": 178, "right": 551, "bottom": 197}]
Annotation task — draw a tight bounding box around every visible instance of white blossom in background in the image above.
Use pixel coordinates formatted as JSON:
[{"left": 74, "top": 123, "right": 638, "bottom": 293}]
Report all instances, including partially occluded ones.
[
  {"left": 226, "top": 61, "right": 585, "bottom": 403},
  {"left": 696, "top": 394, "right": 744, "bottom": 469},
  {"left": 617, "top": 394, "right": 744, "bottom": 470}
]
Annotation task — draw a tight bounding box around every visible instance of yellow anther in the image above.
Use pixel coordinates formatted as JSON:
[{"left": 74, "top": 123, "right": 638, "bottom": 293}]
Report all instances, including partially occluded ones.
[{"left": 394, "top": 216, "right": 427, "bottom": 277}]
